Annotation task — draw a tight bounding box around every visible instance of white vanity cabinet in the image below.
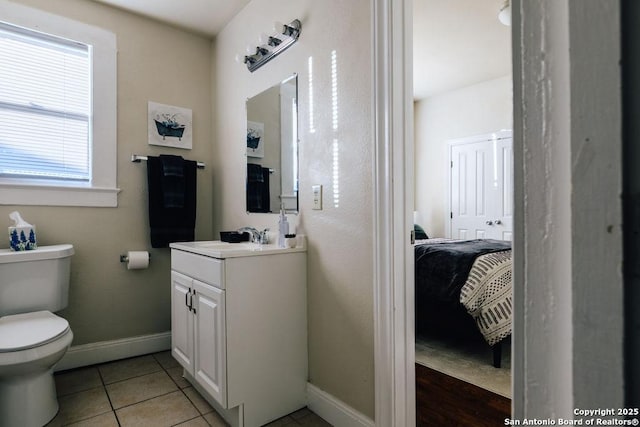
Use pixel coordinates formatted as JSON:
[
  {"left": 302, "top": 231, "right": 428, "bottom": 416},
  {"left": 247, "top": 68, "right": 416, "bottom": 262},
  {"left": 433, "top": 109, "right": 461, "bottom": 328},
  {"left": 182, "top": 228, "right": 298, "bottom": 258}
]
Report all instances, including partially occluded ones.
[
  {"left": 170, "top": 242, "right": 307, "bottom": 427},
  {"left": 171, "top": 270, "right": 227, "bottom": 406}
]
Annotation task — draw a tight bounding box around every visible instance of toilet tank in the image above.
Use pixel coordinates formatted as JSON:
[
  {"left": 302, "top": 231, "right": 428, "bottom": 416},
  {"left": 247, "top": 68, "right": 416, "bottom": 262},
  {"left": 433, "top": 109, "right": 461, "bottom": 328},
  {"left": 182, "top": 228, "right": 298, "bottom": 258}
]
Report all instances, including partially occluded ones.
[{"left": 0, "top": 244, "right": 74, "bottom": 316}]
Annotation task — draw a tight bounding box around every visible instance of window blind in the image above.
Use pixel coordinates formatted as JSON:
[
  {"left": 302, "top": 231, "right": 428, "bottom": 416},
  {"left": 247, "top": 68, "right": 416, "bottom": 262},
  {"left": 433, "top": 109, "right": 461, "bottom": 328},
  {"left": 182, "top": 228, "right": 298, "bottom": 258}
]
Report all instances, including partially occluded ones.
[{"left": 0, "top": 22, "right": 91, "bottom": 182}]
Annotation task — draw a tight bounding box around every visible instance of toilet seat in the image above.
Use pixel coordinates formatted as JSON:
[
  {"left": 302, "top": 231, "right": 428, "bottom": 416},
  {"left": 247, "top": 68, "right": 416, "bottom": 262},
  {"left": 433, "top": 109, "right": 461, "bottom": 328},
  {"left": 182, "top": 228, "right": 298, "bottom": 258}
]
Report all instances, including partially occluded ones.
[
  {"left": 0, "top": 311, "right": 69, "bottom": 352},
  {"left": 0, "top": 316, "right": 73, "bottom": 427}
]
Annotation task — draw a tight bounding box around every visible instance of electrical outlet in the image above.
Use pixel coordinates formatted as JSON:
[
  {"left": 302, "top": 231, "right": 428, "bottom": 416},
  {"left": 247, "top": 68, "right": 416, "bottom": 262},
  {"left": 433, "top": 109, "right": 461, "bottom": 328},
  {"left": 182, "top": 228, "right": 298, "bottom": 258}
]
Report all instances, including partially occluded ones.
[{"left": 312, "top": 185, "right": 322, "bottom": 210}]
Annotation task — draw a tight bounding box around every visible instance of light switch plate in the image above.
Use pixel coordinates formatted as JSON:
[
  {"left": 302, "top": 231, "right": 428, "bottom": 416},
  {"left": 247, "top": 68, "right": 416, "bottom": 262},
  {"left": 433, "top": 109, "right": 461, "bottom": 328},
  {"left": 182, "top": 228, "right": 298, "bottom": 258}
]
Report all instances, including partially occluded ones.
[{"left": 312, "top": 185, "right": 322, "bottom": 210}]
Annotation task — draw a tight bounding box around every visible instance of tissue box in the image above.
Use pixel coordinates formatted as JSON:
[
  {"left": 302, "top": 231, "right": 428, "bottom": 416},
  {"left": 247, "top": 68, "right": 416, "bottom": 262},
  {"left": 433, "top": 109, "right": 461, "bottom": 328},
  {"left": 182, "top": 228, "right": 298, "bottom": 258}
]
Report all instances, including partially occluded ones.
[{"left": 8, "top": 226, "right": 37, "bottom": 251}]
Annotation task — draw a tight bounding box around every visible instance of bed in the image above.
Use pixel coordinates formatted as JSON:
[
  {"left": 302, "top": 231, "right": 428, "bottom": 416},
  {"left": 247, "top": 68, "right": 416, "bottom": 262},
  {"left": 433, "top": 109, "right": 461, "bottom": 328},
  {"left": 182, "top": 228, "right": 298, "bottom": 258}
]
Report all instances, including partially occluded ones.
[{"left": 414, "top": 238, "right": 512, "bottom": 367}]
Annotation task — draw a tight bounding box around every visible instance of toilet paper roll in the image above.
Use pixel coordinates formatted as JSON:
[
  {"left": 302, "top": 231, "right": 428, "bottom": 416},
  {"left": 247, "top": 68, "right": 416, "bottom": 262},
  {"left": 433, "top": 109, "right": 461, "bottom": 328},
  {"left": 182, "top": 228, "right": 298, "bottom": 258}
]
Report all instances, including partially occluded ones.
[{"left": 126, "top": 251, "right": 149, "bottom": 270}]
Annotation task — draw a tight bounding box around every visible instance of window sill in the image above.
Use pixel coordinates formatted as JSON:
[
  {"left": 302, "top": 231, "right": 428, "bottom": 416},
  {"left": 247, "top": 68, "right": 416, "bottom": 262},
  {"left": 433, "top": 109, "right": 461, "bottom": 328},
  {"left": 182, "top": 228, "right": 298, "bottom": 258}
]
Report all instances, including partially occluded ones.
[{"left": 0, "top": 180, "right": 120, "bottom": 207}]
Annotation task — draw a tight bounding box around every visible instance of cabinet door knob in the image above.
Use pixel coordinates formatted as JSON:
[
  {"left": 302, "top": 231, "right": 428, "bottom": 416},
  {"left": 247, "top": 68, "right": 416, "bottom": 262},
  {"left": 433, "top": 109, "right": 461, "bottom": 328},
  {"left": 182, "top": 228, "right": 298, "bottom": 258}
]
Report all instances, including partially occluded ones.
[
  {"left": 494, "top": 219, "right": 502, "bottom": 225},
  {"left": 486, "top": 220, "right": 494, "bottom": 225}
]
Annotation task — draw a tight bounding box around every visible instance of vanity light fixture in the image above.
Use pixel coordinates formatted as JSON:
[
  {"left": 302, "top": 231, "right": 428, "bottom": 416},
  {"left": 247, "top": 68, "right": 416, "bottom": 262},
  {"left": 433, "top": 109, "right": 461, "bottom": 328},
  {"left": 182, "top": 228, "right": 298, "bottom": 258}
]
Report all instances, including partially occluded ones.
[{"left": 237, "top": 19, "right": 302, "bottom": 72}]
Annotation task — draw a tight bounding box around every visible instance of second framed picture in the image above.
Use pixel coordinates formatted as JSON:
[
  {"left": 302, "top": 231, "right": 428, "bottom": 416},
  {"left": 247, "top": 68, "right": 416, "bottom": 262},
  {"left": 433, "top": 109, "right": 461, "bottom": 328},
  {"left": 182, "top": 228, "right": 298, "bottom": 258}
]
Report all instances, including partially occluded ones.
[{"left": 247, "top": 120, "right": 265, "bottom": 158}]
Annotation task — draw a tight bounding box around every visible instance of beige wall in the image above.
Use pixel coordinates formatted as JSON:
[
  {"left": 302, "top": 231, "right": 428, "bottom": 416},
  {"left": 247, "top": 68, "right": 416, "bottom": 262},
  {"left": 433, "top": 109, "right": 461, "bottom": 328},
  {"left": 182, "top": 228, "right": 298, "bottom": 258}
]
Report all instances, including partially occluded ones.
[
  {"left": 212, "top": 0, "right": 374, "bottom": 417},
  {"left": 0, "top": 0, "right": 213, "bottom": 345},
  {"left": 414, "top": 75, "right": 512, "bottom": 237}
]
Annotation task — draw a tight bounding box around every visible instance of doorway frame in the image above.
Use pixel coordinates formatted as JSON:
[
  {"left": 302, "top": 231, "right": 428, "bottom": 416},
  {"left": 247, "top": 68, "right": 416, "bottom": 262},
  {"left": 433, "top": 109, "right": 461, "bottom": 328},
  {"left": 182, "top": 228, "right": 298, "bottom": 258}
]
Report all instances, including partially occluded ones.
[
  {"left": 371, "top": 0, "right": 415, "bottom": 425},
  {"left": 372, "top": 0, "right": 624, "bottom": 423}
]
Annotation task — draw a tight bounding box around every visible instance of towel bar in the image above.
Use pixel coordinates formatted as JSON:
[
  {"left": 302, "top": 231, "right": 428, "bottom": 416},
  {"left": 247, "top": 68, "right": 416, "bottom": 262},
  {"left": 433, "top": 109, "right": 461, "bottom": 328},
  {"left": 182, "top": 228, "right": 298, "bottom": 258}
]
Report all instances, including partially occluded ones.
[{"left": 131, "top": 154, "right": 205, "bottom": 169}]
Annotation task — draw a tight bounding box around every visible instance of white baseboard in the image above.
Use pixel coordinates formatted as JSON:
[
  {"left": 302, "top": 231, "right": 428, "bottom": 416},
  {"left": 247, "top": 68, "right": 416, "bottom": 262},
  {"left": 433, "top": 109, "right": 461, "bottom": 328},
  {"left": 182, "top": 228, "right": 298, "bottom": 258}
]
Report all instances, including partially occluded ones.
[
  {"left": 55, "top": 331, "right": 171, "bottom": 372},
  {"left": 306, "top": 383, "right": 375, "bottom": 427}
]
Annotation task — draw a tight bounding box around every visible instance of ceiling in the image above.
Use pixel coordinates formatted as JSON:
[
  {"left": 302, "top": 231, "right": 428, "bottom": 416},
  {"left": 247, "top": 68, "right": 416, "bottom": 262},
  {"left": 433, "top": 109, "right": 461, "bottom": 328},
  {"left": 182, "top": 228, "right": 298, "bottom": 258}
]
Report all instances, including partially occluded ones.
[
  {"left": 92, "top": 0, "right": 511, "bottom": 100},
  {"left": 413, "top": 0, "right": 511, "bottom": 99},
  {"left": 91, "top": 0, "right": 251, "bottom": 37}
]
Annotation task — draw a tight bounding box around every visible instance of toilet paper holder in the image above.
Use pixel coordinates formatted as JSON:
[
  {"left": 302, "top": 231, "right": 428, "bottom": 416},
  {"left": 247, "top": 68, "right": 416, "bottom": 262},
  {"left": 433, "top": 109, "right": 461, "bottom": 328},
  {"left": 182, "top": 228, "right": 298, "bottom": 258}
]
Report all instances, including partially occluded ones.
[{"left": 120, "top": 253, "right": 151, "bottom": 263}]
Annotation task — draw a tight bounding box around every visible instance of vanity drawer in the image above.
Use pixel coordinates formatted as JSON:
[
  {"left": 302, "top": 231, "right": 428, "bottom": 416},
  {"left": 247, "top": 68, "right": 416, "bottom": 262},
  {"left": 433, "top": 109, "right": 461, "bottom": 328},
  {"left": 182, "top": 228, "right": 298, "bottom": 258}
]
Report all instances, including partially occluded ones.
[{"left": 171, "top": 249, "right": 225, "bottom": 289}]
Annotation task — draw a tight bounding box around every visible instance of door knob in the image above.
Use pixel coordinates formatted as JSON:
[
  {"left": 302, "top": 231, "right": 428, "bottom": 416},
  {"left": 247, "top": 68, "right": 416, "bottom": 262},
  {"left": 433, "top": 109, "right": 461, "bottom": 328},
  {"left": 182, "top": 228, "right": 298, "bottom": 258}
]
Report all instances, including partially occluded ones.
[
  {"left": 486, "top": 220, "right": 493, "bottom": 225},
  {"left": 494, "top": 219, "right": 502, "bottom": 225}
]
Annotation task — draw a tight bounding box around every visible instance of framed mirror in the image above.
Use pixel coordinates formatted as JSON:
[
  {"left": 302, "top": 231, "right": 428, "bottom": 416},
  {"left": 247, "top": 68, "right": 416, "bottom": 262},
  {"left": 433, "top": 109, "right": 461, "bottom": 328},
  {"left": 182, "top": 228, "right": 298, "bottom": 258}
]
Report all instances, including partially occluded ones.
[{"left": 246, "top": 74, "right": 298, "bottom": 213}]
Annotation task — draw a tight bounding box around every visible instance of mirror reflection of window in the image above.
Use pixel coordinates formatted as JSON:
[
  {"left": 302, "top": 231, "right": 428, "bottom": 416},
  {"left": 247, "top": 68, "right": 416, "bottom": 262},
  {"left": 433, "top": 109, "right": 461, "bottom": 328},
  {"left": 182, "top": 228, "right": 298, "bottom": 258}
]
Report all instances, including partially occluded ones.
[{"left": 246, "top": 74, "right": 298, "bottom": 214}]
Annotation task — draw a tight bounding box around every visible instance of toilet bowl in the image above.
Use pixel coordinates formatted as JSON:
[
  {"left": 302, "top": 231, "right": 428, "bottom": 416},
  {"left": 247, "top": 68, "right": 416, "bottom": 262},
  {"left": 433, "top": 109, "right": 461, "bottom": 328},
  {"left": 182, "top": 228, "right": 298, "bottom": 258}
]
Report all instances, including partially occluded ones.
[
  {"left": 0, "top": 311, "right": 74, "bottom": 427},
  {"left": 0, "top": 245, "right": 75, "bottom": 427}
]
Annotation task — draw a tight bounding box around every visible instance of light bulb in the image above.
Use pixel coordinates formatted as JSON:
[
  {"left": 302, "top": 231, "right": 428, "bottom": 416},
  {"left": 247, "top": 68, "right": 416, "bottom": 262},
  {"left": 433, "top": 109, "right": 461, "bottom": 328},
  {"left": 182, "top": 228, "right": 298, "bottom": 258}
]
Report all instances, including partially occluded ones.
[
  {"left": 268, "top": 36, "right": 282, "bottom": 47},
  {"left": 258, "top": 33, "right": 270, "bottom": 45},
  {"left": 498, "top": 1, "right": 511, "bottom": 26}
]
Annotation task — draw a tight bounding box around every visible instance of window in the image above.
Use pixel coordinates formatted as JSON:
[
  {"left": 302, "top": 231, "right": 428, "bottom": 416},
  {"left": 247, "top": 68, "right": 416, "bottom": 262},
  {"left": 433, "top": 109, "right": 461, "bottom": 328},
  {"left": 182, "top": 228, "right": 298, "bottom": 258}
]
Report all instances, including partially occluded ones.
[
  {"left": 0, "top": 1, "right": 118, "bottom": 207},
  {"left": 0, "top": 23, "right": 91, "bottom": 181}
]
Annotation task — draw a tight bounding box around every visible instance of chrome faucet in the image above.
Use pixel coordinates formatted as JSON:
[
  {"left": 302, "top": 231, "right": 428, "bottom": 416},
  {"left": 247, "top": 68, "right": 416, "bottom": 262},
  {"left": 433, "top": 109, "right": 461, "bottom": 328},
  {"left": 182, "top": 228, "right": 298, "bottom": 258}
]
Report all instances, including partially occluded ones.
[{"left": 237, "top": 227, "right": 269, "bottom": 245}]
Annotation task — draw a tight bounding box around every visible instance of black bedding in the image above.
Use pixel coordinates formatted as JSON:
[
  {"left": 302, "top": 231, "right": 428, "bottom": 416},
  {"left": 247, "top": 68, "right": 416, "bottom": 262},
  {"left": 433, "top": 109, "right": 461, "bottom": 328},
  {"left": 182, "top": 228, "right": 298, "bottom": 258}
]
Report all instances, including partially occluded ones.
[
  {"left": 415, "top": 238, "right": 513, "bottom": 367},
  {"left": 414, "top": 239, "right": 511, "bottom": 305}
]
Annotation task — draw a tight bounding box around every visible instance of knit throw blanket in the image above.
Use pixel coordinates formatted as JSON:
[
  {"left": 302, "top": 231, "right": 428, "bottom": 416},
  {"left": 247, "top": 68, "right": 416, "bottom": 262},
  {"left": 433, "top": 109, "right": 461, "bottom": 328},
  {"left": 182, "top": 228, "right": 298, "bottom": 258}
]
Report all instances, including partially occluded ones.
[{"left": 460, "top": 250, "right": 513, "bottom": 346}]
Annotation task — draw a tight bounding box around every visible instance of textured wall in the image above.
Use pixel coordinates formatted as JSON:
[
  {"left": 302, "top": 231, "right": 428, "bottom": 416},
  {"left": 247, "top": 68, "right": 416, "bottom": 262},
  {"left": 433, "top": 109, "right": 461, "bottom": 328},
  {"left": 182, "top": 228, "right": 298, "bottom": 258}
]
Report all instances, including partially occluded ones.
[
  {"left": 0, "top": 0, "right": 213, "bottom": 345},
  {"left": 211, "top": 0, "right": 374, "bottom": 417}
]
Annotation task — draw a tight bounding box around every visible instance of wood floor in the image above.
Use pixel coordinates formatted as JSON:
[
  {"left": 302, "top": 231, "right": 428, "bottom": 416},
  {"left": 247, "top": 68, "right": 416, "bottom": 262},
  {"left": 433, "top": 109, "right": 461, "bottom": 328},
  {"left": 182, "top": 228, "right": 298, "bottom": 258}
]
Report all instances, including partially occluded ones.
[
  {"left": 415, "top": 333, "right": 511, "bottom": 398},
  {"left": 416, "top": 363, "right": 511, "bottom": 426}
]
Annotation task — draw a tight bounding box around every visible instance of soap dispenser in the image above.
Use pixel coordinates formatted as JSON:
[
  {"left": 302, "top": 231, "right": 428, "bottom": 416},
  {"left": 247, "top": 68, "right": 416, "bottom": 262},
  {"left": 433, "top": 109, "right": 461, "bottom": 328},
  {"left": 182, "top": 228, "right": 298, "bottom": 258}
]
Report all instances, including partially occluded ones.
[{"left": 278, "top": 205, "right": 289, "bottom": 248}]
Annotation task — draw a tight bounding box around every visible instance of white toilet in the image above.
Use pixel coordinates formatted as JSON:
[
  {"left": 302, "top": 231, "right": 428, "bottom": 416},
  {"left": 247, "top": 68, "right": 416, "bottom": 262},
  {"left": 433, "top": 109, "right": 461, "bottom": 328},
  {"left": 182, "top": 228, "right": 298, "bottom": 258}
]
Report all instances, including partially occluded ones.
[{"left": 0, "top": 244, "right": 75, "bottom": 427}]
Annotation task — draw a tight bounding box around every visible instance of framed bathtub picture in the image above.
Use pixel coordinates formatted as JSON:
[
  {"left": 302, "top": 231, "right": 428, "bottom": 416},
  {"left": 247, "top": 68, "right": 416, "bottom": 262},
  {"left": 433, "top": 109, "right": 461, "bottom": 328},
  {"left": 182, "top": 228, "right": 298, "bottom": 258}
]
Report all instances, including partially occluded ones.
[
  {"left": 247, "top": 121, "right": 265, "bottom": 158},
  {"left": 148, "top": 101, "right": 193, "bottom": 149}
]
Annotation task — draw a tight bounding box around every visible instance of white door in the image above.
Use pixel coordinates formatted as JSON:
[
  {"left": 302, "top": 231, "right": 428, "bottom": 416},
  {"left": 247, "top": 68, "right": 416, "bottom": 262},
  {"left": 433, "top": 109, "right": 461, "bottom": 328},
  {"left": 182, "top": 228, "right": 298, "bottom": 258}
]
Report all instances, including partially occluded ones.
[
  {"left": 192, "top": 279, "right": 227, "bottom": 408},
  {"left": 171, "top": 271, "right": 194, "bottom": 371},
  {"left": 493, "top": 137, "right": 513, "bottom": 240},
  {"left": 449, "top": 132, "right": 513, "bottom": 240}
]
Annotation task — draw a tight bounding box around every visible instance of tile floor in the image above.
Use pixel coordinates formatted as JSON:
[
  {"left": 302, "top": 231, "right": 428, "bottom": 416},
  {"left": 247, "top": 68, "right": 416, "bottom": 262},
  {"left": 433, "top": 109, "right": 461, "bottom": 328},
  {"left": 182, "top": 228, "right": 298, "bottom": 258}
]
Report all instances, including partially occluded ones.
[{"left": 46, "top": 351, "right": 331, "bottom": 427}]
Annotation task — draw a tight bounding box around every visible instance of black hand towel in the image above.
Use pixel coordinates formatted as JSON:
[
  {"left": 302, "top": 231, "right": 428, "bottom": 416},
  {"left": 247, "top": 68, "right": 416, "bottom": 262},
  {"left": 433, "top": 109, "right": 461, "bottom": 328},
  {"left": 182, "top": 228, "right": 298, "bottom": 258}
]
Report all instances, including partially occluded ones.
[
  {"left": 160, "top": 155, "right": 185, "bottom": 208},
  {"left": 147, "top": 155, "right": 197, "bottom": 248},
  {"left": 246, "top": 164, "right": 270, "bottom": 212},
  {"left": 247, "top": 163, "right": 264, "bottom": 182}
]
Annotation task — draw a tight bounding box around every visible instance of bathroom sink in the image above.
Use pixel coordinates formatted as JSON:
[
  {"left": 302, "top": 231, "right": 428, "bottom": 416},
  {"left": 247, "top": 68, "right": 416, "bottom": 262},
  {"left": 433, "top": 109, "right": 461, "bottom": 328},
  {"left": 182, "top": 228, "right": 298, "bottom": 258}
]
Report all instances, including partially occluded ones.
[
  {"left": 197, "top": 242, "right": 253, "bottom": 250},
  {"left": 169, "top": 240, "right": 305, "bottom": 258}
]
